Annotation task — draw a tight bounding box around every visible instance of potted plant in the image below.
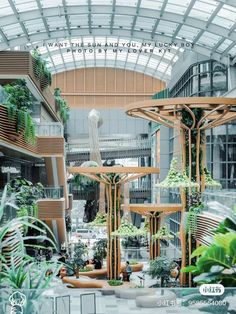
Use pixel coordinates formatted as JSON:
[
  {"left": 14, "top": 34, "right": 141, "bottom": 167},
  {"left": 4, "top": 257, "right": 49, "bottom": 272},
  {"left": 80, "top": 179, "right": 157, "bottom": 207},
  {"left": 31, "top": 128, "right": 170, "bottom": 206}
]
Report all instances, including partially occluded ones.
[
  {"left": 72, "top": 240, "right": 88, "bottom": 278},
  {"left": 148, "top": 256, "right": 178, "bottom": 288},
  {"left": 93, "top": 239, "right": 107, "bottom": 265}
]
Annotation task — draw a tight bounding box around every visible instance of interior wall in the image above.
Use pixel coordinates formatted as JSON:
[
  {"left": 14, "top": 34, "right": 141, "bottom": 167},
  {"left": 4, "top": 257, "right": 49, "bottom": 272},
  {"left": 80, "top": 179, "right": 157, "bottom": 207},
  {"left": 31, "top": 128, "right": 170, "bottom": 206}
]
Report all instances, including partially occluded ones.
[
  {"left": 52, "top": 68, "right": 165, "bottom": 140},
  {"left": 52, "top": 67, "right": 166, "bottom": 109}
]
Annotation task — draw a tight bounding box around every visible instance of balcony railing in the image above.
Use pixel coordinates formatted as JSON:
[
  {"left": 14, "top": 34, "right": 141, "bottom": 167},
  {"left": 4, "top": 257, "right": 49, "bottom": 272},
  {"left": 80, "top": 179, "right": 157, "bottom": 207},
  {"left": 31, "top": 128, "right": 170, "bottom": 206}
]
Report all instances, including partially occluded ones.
[
  {"left": 35, "top": 122, "right": 64, "bottom": 137},
  {"left": 42, "top": 186, "right": 64, "bottom": 199}
]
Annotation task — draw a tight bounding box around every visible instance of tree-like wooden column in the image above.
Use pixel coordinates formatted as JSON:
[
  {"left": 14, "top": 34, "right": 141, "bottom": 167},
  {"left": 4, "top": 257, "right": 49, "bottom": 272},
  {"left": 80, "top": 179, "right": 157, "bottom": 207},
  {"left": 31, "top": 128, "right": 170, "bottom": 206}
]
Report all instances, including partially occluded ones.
[
  {"left": 126, "top": 204, "right": 183, "bottom": 260},
  {"left": 68, "top": 166, "right": 159, "bottom": 280},
  {"left": 126, "top": 96, "right": 236, "bottom": 285},
  {"left": 149, "top": 213, "right": 160, "bottom": 260}
]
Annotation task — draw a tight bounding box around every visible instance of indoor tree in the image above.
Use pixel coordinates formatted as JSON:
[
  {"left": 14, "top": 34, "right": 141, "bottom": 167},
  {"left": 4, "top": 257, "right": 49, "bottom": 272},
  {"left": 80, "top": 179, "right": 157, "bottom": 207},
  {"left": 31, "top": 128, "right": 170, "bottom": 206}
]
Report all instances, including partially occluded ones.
[{"left": 148, "top": 256, "right": 178, "bottom": 288}]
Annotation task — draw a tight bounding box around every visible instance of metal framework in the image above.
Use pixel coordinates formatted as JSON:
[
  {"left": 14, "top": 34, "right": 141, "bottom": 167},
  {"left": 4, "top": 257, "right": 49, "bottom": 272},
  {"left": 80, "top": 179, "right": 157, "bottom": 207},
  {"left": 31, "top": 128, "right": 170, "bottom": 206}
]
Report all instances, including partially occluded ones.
[{"left": 0, "top": 1, "right": 235, "bottom": 80}]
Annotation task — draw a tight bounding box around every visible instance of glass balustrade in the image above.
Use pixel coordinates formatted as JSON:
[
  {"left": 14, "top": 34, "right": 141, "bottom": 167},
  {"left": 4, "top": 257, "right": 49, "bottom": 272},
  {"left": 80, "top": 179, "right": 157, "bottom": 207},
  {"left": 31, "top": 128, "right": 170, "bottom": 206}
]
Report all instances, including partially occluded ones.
[{"left": 35, "top": 123, "right": 64, "bottom": 137}]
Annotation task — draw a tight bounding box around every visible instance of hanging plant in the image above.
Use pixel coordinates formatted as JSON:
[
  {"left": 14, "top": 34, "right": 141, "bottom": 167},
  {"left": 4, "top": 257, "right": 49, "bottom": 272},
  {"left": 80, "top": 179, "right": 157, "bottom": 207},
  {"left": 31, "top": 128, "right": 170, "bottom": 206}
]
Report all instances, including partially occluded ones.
[
  {"left": 186, "top": 204, "right": 203, "bottom": 237},
  {"left": 54, "top": 88, "right": 70, "bottom": 124},
  {"left": 204, "top": 168, "right": 222, "bottom": 188},
  {"left": 156, "top": 158, "right": 199, "bottom": 189},
  {"left": 3, "top": 79, "right": 36, "bottom": 145},
  {"left": 31, "top": 49, "right": 52, "bottom": 88},
  {"left": 152, "top": 225, "right": 174, "bottom": 241},
  {"left": 89, "top": 212, "right": 107, "bottom": 226},
  {"left": 111, "top": 220, "right": 147, "bottom": 238}
]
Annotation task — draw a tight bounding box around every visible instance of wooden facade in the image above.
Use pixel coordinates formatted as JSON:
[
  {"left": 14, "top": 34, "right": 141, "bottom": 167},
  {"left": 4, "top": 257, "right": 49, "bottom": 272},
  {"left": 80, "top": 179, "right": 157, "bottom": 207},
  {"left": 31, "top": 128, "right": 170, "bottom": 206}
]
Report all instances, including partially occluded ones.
[{"left": 52, "top": 68, "right": 165, "bottom": 108}]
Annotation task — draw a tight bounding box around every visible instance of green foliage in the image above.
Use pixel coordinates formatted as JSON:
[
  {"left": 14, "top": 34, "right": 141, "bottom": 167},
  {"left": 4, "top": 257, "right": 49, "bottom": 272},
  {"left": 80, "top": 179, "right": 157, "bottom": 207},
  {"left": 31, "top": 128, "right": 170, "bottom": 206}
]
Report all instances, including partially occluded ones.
[
  {"left": 204, "top": 168, "right": 222, "bottom": 188},
  {"left": 93, "top": 238, "right": 107, "bottom": 260},
  {"left": 54, "top": 87, "right": 70, "bottom": 123},
  {"left": 182, "top": 216, "right": 236, "bottom": 287},
  {"left": 90, "top": 212, "right": 107, "bottom": 226},
  {"left": 3, "top": 79, "right": 36, "bottom": 144},
  {"left": 31, "top": 49, "right": 52, "bottom": 87},
  {"left": 111, "top": 221, "right": 147, "bottom": 238},
  {"left": 152, "top": 225, "right": 174, "bottom": 241},
  {"left": 186, "top": 203, "right": 204, "bottom": 236},
  {"left": 7, "top": 178, "right": 44, "bottom": 229},
  {"left": 72, "top": 240, "right": 88, "bottom": 267},
  {"left": 107, "top": 279, "right": 123, "bottom": 286},
  {"left": 156, "top": 158, "right": 199, "bottom": 189},
  {"left": 129, "top": 259, "right": 138, "bottom": 265},
  {"left": 79, "top": 267, "right": 93, "bottom": 272},
  {"left": 148, "top": 256, "right": 178, "bottom": 287}
]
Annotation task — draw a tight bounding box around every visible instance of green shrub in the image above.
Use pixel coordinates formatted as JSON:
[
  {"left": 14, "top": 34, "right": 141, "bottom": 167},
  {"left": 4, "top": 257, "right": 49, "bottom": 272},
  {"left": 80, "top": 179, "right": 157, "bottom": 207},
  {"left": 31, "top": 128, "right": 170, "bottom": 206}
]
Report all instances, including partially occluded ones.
[
  {"left": 107, "top": 279, "right": 123, "bottom": 286},
  {"left": 79, "top": 267, "right": 92, "bottom": 272}
]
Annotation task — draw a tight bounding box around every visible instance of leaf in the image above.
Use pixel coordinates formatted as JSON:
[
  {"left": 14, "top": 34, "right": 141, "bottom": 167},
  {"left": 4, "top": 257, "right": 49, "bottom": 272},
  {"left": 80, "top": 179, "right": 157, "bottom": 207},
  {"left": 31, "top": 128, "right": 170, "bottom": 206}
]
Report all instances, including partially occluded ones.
[
  {"left": 196, "top": 246, "right": 230, "bottom": 272},
  {"left": 181, "top": 265, "right": 198, "bottom": 273},
  {"left": 213, "top": 233, "right": 236, "bottom": 253},
  {"left": 191, "top": 245, "right": 208, "bottom": 258},
  {"left": 193, "top": 272, "right": 220, "bottom": 283},
  {"left": 229, "top": 238, "right": 236, "bottom": 264}
]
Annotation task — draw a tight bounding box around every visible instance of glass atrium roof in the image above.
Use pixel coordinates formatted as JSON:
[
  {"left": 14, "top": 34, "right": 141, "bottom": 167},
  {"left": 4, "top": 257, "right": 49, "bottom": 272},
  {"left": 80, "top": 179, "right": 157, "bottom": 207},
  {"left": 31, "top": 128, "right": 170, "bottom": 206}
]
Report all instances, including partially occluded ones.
[{"left": 0, "top": 0, "right": 236, "bottom": 81}]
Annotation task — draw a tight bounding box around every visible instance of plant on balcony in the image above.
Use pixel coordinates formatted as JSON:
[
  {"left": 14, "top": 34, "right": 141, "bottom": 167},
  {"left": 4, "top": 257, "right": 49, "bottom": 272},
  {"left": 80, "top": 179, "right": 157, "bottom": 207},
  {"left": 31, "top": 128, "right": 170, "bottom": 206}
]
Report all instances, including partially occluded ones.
[
  {"left": 54, "top": 88, "right": 70, "bottom": 123},
  {"left": 111, "top": 220, "right": 147, "bottom": 238},
  {"left": 204, "top": 168, "right": 222, "bottom": 188},
  {"left": 31, "top": 49, "right": 52, "bottom": 87},
  {"left": 3, "top": 79, "right": 36, "bottom": 144},
  {"left": 156, "top": 158, "right": 199, "bottom": 189},
  {"left": 148, "top": 256, "right": 178, "bottom": 288},
  {"left": 182, "top": 216, "right": 236, "bottom": 287},
  {"left": 152, "top": 225, "right": 174, "bottom": 241}
]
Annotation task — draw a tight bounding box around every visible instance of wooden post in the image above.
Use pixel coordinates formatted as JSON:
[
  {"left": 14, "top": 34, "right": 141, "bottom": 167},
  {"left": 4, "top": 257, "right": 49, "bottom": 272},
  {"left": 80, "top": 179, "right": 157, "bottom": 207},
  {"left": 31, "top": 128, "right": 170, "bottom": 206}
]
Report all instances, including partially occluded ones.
[
  {"left": 106, "top": 183, "right": 121, "bottom": 280},
  {"left": 179, "top": 189, "right": 187, "bottom": 286}
]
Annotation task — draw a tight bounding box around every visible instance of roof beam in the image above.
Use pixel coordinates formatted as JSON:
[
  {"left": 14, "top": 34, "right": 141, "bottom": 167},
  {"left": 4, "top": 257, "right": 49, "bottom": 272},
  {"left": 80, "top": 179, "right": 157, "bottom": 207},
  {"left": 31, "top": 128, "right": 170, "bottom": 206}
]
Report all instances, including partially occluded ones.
[
  {"left": 62, "top": 0, "right": 71, "bottom": 36},
  {"left": 35, "top": 0, "right": 51, "bottom": 38},
  {"left": 110, "top": 0, "right": 116, "bottom": 34},
  {"left": 151, "top": 0, "right": 167, "bottom": 39},
  {"left": 131, "top": 0, "right": 141, "bottom": 36},
  {"left": 8, "top": 0, "right": 30, "bottom": 42},
  {"left": 88, "top": 0, "right": 92, "bottom": 34},
  {"left": 0, "top": 28, "right": 9, "bottom": 46}
]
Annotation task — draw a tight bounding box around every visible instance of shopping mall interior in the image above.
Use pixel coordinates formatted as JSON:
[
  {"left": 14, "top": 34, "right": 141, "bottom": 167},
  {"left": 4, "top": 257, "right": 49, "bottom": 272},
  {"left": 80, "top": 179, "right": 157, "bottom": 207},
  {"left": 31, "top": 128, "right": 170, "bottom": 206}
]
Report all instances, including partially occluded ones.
[{"left": 0, "top": 1, "right": 236, "bottom": 313}]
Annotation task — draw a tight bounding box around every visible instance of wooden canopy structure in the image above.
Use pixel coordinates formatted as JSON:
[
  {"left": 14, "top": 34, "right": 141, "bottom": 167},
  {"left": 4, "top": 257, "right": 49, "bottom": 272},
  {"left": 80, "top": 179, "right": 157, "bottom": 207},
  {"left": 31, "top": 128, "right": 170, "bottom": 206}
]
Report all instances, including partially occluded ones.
[
  {"left": 124, "top": 203, "right": 183, "bottom": 260},
  {"left": 126, "top": 97, "right": 236, "bottom": 130},
  {"left": 126, "top": 97, "right": 236, "bottom": 186},
  {"left": 68, "top": 166, "right": 159, "bottom": 280},
  {"left": 126, "top": 96, "right": 236, "bottom": 286}
]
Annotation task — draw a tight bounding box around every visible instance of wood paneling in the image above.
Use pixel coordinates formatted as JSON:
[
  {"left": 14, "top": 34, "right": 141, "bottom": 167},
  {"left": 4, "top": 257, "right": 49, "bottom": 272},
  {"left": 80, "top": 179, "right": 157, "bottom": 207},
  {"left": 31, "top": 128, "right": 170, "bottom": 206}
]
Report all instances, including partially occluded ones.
[
  {"left": 37, "top": 136, "right": 65, "bottom": 156},
  {"left": 52, "top": 68, "right": 166, "bottom": 109},
  {"left": 38, "top": 199, "right": 65, "bottom": 219}
]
